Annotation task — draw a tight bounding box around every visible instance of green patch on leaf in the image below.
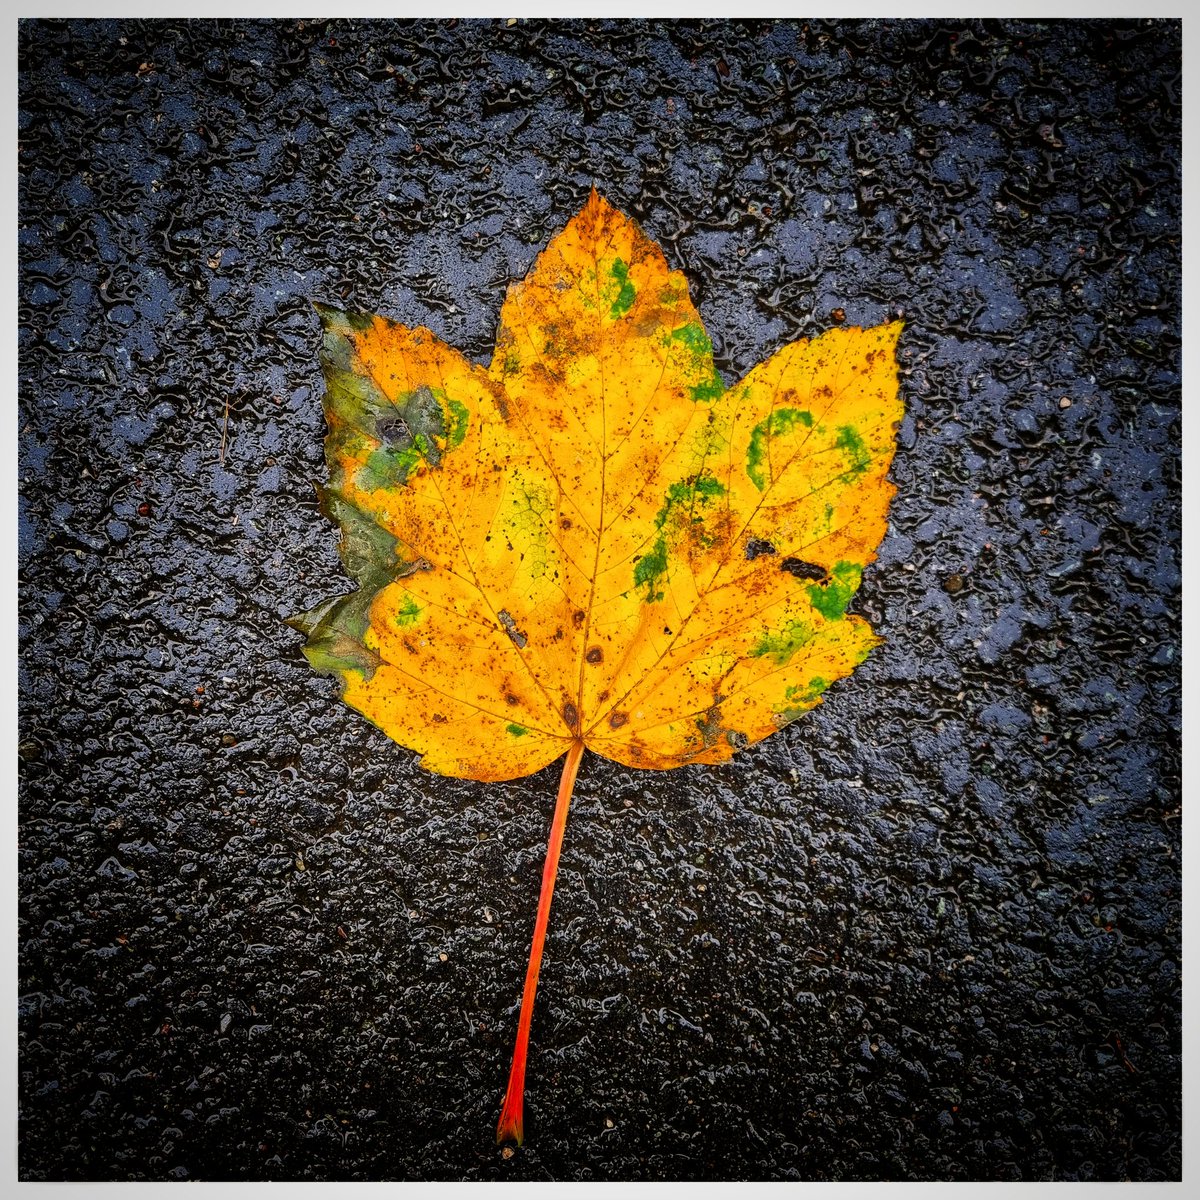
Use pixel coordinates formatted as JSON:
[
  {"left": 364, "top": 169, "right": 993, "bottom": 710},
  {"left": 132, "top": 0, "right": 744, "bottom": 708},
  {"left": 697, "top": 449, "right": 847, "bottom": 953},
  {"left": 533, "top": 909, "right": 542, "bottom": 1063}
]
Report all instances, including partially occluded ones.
[
  {"left": 445, "top": 398, "right": 470, "bottom": 448},
  {"left": 506, "top": 723, "right": 528, "bottom": 737},
  {"left": 635, "top": 474, "right": 725, "bottom": 601},
  {"left": 609, "top": 258, "right": 636, "bottom": 318},
  {"left": 655, "top": 474, "right": 725, "bottom": 528},
  {"left": 670, "top": 321, "right": 713, "bottom": 360},
  {"left": 341, "top": 378, "right": 467, "bottom": 494},
  {"left": 776, "top": 677, "right": 830, "bottom": 725},
  {"left": 807, "top": 561, "right": 863, "bottom": 621},
  {"left": 689, "top": 372, "right": 726, "bottom": 403},
  {"left": 317, "top": 488, "right": 408, "bottom": 590},
  {"left": 835, "top": 425, "right": 871, "bottom": 475},
  {"left": 301, "top": 633, "right": 379, "bottom": 681},
  {"left": 359, "top": 434, "right": 430, "bottom": 491},
  {"left": 667, "top": 323, "right": 723, "bottom": 403},
  {"left": 750, "top": 619, "right": 814, "bottom": 665},
  {"left": 394, "top": 593, "right": 423, "bottom": 627},
  {"left": 786, "top": 676, "right": 829, "bottom": 704},
  {"left": 633, "top": 535, "right": 669, "bottom": 603},
  {"left": 746, "top": 408, "right": 815, "bottom": 491}
]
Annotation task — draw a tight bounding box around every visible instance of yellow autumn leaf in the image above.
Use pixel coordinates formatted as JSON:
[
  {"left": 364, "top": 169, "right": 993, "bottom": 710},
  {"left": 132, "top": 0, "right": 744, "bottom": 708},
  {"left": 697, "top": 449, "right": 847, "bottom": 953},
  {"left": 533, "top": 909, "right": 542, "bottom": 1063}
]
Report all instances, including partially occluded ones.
[{"left": 292, "top": 190, "right": 903, "bottom": 1144}]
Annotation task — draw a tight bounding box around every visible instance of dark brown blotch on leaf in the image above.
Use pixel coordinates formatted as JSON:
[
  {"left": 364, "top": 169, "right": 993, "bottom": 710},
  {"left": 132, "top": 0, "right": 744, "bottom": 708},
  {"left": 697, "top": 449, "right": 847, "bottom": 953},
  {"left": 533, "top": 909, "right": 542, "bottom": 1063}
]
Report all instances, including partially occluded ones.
[{"left": 780, "top": 558, "right": 826, "bottom": 582}]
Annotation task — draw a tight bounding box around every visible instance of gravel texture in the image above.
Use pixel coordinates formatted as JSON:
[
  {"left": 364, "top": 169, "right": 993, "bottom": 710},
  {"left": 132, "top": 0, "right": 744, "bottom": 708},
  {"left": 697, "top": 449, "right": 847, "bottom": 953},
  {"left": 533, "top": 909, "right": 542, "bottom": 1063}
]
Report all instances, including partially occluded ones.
[{"left": 18, "top": 17, "right": 1181, "bottom": 1182}]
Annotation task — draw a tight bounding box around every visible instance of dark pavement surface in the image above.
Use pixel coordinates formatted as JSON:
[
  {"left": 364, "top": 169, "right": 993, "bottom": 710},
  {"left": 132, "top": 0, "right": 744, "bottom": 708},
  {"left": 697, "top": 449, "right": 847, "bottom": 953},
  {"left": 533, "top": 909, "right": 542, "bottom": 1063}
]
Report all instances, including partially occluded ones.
[{"left": 18, "top": 18, "right": 1181, "bottom": 1181}]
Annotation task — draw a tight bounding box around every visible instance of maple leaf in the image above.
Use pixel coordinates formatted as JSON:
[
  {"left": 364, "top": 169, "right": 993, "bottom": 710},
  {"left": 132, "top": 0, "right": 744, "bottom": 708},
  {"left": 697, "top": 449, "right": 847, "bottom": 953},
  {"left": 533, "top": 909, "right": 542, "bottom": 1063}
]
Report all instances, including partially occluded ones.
[{"left": 292, "top": 190, "right": 903, "bottom": 1145}]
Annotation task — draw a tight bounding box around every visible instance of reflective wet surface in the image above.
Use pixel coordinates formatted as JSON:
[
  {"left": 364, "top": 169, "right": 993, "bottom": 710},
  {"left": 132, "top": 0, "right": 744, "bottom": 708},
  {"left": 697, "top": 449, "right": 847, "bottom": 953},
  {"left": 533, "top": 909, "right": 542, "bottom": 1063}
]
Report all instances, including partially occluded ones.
[{"left": 18, "top": 18, "right": 1180, "bottom": 1181}]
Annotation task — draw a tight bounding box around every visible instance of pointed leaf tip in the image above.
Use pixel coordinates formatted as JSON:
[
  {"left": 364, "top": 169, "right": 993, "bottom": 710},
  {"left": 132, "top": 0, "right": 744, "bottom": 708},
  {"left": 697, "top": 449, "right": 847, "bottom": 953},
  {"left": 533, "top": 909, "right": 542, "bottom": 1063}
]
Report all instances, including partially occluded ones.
[
  {"left": 314, "top": 301, "right": 378, "bottom": 336},
  {"left": 312, "top": 299, "right": 341, "bottom": 326}
]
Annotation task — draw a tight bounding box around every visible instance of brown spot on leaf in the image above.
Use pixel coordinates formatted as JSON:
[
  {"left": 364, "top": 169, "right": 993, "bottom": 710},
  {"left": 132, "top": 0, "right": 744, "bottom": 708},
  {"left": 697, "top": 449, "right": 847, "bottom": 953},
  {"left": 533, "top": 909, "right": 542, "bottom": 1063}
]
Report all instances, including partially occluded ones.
[
  {"left": 505, "top": 692, "right": 520, "bottom": 706},
  {"left": 695, "top": 705, "right": 723, "bottom": 748},
  {"left": 563, "top": 701, "right": 580, "bottom": 731},
  {"left": 608, "top": 711, "right": 628, "bottom": 730},
  {"left": 586, "top": 646, "right": 603, "bottom": 664},
  {"left": 572, "top": 609, "right": 586, "bottom": 628}
]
